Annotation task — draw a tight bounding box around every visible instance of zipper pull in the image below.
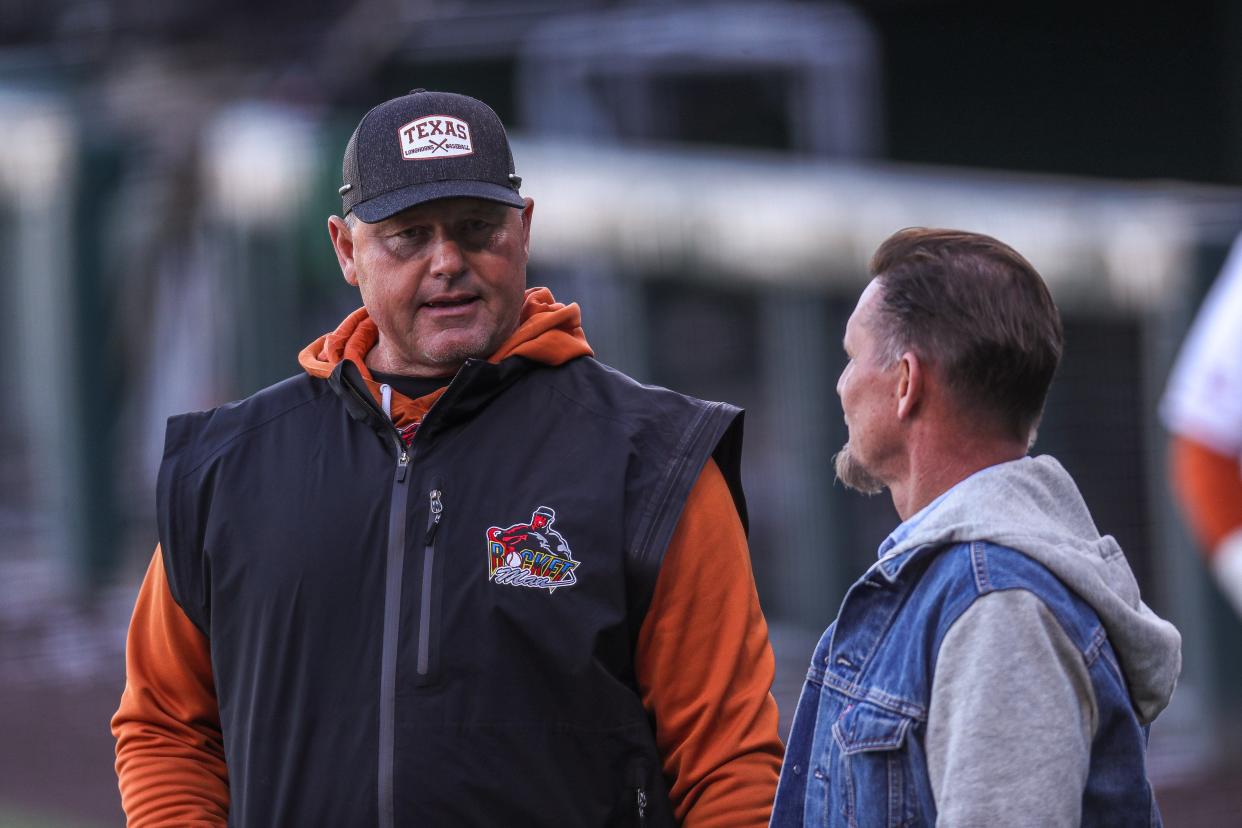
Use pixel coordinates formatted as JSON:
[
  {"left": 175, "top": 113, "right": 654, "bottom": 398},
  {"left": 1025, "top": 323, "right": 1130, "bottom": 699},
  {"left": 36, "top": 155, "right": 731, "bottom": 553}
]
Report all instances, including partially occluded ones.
[
  {"left": 636, "top": 786, "right": 648, "bottom": 826},
  {"left": 425, "top": 489, "right": 443, "bottom": 545},
  {"left": 396, "top": 449, "right": 409, "bottom": 482}
]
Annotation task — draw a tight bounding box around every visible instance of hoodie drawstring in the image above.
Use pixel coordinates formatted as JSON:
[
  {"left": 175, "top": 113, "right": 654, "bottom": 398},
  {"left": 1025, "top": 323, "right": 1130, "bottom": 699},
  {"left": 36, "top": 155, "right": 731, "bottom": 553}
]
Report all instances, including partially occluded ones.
[{"left": 380, "top": 383, "right": 393, "bottom": 422}]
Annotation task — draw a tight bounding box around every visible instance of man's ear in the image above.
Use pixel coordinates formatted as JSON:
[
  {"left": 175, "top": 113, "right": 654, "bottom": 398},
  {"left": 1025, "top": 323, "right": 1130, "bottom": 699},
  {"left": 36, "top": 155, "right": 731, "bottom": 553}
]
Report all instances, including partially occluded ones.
[
  {"left": 896, "top": 351, "right": 923, "bottom": 420},
  {"left": 519, "top": 197, "right": 534, "bottom": 257},
  {"left": 327, "top": 215, "right": 358, "bottom": 286}
]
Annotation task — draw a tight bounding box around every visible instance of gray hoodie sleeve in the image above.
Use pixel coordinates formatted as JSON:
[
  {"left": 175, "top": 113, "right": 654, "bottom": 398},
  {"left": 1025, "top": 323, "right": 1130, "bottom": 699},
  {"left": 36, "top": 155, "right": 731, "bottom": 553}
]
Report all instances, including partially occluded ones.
[{"left": 926, "top": 589, "right": 1098, "bottom": 827}]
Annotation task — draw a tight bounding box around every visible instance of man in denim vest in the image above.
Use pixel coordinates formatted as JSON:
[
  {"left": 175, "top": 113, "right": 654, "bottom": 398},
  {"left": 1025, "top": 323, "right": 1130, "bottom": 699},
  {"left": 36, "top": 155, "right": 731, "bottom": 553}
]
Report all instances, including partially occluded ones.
[{"left": 771, "top": 228, "right": 1181, "bottom": 827}]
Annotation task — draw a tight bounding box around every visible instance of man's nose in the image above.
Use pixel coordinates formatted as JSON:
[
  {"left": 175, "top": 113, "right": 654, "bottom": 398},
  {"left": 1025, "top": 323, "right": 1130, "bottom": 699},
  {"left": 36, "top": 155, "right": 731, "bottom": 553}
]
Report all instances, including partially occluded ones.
[{"left": 429, "top": 233, "right": 466, "bottom": 278}]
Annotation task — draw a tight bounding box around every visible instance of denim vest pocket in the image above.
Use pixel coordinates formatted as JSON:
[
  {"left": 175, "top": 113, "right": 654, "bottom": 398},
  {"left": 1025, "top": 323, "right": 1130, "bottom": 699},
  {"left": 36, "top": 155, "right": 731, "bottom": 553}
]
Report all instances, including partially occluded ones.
[{"left": 831, "top": 703, "right": 922, "bottom": 828}]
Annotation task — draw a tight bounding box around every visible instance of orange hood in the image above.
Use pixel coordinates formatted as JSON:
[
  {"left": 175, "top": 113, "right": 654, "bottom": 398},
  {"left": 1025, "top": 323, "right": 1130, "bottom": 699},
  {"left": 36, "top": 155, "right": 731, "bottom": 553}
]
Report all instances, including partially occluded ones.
[{"left": 298, "top": 287, "right": 593, "bottom": 430}]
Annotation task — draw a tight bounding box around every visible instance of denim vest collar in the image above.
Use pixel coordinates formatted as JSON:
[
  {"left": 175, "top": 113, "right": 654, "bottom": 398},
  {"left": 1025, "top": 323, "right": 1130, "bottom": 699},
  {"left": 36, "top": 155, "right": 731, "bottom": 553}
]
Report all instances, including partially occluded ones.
[{"left": 873, "top": 487, "right": 953, "bottom": 582}]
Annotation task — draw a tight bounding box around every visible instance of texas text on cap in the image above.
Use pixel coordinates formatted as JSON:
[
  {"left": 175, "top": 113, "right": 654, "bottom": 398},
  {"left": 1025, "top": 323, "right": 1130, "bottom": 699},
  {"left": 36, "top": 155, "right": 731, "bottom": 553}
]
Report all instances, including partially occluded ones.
[{"left": 339, "top": 88, "right": 524, "bottom": 222}]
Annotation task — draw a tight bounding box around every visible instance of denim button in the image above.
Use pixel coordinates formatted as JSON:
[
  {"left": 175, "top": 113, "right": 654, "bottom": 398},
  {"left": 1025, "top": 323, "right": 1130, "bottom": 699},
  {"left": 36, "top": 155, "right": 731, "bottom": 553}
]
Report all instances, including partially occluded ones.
[
  {"left": 792, "top": 764, "right": 802, "bottom": 776},
  {"left": 813, "top": 767, "right": 827, "bottom": 780}
]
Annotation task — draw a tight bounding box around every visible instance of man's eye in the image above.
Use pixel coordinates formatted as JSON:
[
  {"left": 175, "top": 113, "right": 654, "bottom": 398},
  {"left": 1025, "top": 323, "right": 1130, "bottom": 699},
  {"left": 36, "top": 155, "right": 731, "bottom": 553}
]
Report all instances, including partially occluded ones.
[{"left": 465, "top": 220, "right": 493, "bottom": 234}]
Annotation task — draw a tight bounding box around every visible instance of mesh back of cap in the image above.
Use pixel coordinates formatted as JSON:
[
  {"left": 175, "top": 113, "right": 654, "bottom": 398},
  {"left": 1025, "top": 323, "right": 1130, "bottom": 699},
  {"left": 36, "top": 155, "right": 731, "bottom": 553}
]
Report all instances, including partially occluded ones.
[{"left": 341, "top": 126, "right": 361, "bottom": 214}]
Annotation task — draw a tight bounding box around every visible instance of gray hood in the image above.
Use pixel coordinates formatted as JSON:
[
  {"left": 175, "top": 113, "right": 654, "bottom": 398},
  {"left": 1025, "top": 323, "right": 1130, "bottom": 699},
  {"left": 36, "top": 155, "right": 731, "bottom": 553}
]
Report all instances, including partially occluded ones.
[{"left": 884, "top": 455, "right": 1181, "bottom": 724}]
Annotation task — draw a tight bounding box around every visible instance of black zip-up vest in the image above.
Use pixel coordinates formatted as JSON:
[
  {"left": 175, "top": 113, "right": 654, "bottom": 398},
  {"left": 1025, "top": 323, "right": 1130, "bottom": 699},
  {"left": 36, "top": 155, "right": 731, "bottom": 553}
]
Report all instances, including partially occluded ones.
[{"left": 157, "top": 355, "right": 746, "bottom": 827}]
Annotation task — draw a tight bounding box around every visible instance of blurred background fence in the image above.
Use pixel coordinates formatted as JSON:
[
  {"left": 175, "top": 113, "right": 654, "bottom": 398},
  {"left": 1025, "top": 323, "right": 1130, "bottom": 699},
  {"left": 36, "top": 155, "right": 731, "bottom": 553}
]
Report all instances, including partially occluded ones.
[{"left": 4, "top": 1, "right": 1242, "bottom": 825}]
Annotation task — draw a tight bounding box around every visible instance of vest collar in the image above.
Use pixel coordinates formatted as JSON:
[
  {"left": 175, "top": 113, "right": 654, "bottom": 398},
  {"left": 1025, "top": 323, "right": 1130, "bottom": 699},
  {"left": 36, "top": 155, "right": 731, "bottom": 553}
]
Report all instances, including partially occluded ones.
[{"left": 328, "top": 355, "right": 545, "bottom": 446}]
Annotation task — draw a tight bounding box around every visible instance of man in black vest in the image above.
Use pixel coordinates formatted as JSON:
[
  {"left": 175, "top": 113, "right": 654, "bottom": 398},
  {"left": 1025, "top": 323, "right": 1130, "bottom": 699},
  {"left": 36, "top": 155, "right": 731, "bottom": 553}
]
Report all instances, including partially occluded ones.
[{"left": 113, "top": 89, "right": 783, "bottom": 827}]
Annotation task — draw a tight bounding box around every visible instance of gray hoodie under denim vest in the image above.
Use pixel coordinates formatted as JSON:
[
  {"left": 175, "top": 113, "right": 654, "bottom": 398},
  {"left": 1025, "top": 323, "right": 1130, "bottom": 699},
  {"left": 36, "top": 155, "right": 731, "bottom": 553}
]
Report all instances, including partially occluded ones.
[{"left": 772, "top": 455, "right": 1182, "bottom": 827}]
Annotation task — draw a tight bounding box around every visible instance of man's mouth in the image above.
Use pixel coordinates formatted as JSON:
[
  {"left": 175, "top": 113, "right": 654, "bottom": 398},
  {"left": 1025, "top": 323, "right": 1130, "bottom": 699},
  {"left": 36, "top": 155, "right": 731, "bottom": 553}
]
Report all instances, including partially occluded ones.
[{"left": 422, "top": 295, "right": 478, "bottom": 310}]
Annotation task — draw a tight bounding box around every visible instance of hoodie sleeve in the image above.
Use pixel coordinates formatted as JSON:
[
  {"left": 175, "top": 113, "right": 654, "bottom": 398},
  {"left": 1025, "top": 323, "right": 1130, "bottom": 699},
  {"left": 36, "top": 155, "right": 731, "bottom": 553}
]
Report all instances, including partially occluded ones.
[
  {"left": 1170, "top": 433, "right": 1242, "bottom": 551},
  {"left": 634, "top": 459, "right": 784, "bottom": 827},
  {"left": 1170, "top": 433, "right": 1242, "bottom": 617},
  {"left": 112, "top": 546, "right": 229, "bottom": 826},
  {"left": 926, "top": 589, "right": 1097, "bottom": 828}
]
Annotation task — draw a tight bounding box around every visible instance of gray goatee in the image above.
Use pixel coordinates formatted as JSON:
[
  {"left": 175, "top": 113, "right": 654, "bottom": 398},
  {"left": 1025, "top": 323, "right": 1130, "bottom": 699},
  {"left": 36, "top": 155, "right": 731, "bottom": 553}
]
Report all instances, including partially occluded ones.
[{"left": 833, "top": 444, "right": 886, "bottom": 495}]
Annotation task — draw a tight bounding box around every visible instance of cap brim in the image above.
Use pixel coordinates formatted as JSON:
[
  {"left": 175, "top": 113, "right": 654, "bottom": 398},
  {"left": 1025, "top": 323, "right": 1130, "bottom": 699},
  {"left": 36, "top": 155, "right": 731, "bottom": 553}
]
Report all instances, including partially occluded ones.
[{"left": 352, "top": 180, "right": 524, "bottom": 222}]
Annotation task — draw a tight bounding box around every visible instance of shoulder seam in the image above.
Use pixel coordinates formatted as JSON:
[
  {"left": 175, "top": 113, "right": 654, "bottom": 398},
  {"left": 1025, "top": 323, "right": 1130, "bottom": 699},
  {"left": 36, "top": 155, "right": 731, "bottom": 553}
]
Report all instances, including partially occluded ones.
[
  {"left": 544, "top": 378, "right": 637, "bottom": 430},
  {"left": 174, "top": 379, "right": 330, "bottom": 481},
  {"left": 970, "top": 540, "right": 991, "bottom": 593}
]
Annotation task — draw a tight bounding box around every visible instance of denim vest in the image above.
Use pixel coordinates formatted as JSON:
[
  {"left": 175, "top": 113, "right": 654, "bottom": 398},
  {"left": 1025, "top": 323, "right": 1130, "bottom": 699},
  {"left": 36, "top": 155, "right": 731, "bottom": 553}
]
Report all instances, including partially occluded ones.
[{"left": 771, "top": 529, "right": 1161, "bottom": 827}]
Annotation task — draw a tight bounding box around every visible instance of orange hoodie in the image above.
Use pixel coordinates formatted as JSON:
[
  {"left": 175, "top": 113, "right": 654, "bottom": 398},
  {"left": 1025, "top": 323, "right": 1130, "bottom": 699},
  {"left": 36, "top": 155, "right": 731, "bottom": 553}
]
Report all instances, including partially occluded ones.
[{"left": 113, "top": 288, "right": 782, "bottom": 826}]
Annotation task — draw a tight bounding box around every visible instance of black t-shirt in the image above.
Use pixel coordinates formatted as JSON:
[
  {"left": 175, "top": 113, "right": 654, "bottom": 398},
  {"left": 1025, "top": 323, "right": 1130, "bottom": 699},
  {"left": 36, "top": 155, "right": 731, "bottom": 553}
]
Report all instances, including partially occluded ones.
[{"left": 370, "top": 370, "right": 452, "bottom": 402}]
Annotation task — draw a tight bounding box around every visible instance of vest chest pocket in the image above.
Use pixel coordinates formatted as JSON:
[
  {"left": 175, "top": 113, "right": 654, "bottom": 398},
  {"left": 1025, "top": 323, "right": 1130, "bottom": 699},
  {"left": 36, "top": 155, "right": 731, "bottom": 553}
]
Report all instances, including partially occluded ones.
[{"left": 831, "top": 703, "right": 924, "bottom": 828}]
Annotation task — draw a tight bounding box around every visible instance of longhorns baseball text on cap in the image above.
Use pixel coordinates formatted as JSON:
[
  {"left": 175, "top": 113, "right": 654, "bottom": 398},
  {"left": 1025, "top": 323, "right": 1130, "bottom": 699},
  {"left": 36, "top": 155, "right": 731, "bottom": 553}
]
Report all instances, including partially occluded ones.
[{"left": 340, "top": 89, "right": 524, "bottom": 223}]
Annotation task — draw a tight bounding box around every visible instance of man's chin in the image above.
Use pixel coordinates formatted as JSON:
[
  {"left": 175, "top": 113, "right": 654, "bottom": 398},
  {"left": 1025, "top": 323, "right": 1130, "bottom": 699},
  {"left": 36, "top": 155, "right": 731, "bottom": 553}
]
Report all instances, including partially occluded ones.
[
  {"left": 833, "top": 445, "right": 886, "bottom": 495},
  {"left": 416, "top": 326, "right": 499, "bottom": 367}
]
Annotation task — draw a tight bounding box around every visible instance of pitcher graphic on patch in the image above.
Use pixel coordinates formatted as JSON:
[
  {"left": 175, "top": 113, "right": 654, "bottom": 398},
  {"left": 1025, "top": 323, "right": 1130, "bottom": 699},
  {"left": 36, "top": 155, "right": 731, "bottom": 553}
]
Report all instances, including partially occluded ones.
[{"left": 487, "top": 506, "right": 579, "bottom": 593}]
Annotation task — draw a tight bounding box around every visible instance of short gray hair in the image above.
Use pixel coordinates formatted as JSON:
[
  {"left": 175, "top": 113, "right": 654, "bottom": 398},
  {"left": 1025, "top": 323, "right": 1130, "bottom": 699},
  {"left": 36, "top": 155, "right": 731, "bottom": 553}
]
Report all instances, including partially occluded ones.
[{"left": 868, "top": 227, "right": 1064, "bottom": 441}]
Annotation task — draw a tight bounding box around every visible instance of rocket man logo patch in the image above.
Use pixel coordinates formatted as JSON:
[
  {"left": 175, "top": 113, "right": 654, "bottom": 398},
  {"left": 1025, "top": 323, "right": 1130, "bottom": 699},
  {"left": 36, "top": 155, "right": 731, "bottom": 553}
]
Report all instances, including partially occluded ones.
[{"left": 486, "top": 506, "right": 579, "bottom": 593}]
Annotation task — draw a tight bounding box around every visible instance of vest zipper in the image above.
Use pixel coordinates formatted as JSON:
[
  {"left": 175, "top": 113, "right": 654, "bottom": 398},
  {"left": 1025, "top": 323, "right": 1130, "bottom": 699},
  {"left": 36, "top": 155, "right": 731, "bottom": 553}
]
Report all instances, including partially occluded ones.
[
  {"left": 337, "top": 359, "right": 469, "bottom": 825},
  {"left": 417, "top": 488, "right": 443, "bottom": 676},
  {"left": 378, "top": 447, "right": 410, "bottom": 828}
]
